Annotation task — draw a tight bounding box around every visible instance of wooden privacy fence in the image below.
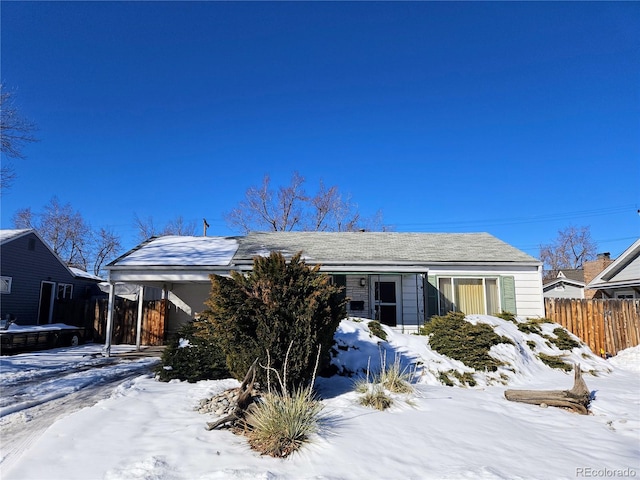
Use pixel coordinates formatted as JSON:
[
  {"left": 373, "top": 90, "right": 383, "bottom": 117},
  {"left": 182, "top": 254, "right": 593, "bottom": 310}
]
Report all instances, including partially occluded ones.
[
  {"left": 56, "top": 297, "right": 167, "bottom": 346},
  {"left": 544, "top": 298, "right": 640, "bottom": 356},
  {"left": 93, "top": 298, "right": 167, "bottom": 346}
]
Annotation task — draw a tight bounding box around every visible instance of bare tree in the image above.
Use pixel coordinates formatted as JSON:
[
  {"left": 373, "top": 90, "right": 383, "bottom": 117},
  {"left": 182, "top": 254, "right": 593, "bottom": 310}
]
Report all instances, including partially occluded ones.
[
  {"left": 134, "top": 213, "right": 197, "bottom": 241},
  {"left": 92, "top": 228, "right": 122, "bottom": 276},
  {"left": 13, "top": 197, "right": 122, "bottom": 276},
  {"left": 226, "top": 172, "right": 383, "bottom": 233},
  {"left": 164, "top": 216, "right": 198, "bottom": 236},
  {"left": 14, "top": 197, "right": 90, "bottom": 269},
  {"left": 539, "top": 226, "right": 598, "bottom": 276},
  {"left": 1, "top": 84, "right": 38, "bottom": 193}
]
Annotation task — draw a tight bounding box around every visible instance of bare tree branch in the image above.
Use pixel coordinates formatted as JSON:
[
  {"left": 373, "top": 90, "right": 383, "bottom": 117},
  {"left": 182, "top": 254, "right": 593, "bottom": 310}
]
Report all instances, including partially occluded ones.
[
  {"left": 134, "top": 213, "right": 197, "bottom": 241},
  {"left": 1, "top": 84, "right": 38, "bottom": 193},
  {"left": 92, "top": 228, "right": 122, "bottom": 276},
  {"left": 539, "top": 226, "right": 598, "bottom": 276},
  {"left": 225, "top": 172, "right": 384, "bottom": 233}
]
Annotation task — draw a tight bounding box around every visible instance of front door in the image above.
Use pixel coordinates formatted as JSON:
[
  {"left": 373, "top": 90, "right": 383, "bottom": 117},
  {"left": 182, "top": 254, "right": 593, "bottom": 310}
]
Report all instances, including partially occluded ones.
[
  {"left": 372, "top": 276, "right": 401, "bottom": 327},
  {"left": 38, "top": 281, "right": 55, "bottom": 324}
]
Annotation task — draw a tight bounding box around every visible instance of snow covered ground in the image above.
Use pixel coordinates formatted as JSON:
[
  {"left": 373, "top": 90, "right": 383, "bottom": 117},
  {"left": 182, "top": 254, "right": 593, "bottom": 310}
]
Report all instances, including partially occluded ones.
[{"left": 1, "top": 317, "right": 638, "bottom": 480}]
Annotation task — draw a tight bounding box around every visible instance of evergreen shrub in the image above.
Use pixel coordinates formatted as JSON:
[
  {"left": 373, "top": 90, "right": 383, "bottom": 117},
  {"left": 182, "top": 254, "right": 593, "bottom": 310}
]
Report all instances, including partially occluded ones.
[
  {"left": 367, "top": 320, "right": 387, "bottom": 341},
  {"left": 156, "top": 319, "right": 230, "bottom": 383},
  {"left": 548, "top": 327, "right": 581, "bottom": 350},
  {"left": 203, "top": 251, "right": 347, "bottom": 391},
  {"left": 420, "top": 311, "right": 513, "bottom": 371}
]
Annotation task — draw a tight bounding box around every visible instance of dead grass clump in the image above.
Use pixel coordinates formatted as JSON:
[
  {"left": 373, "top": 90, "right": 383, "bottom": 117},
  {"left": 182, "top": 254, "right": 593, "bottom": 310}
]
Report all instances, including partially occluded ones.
[{"left": 243, "top": 387, "right": 323, "bottom": 458}]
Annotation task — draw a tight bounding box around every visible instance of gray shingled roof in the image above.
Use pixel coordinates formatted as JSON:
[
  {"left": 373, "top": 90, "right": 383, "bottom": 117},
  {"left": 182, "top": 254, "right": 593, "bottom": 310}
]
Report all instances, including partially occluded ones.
[{"left": 233, "top": 232, "right": 539, "bottom": 265}]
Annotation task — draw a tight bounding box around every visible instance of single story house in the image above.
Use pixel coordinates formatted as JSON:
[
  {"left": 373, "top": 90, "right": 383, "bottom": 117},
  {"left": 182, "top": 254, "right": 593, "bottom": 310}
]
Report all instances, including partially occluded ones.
[
  {"left": 586, "top": 239, "right": 640, "bottom": 299},
  {"left": 0, "top": 229, "right": 104, "bottom": 325},
  {"left": 105, "top": 231, "right": 544, "bottom": 345},
  {"left": 543, "top": 270, "right": 586, "bottom": 299}
]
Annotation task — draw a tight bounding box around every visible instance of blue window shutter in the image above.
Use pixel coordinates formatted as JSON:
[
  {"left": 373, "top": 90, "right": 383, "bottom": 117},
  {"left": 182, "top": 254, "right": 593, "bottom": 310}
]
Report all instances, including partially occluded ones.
[{"left": 500, "top": 276, "right": 517, "bottom": 315}]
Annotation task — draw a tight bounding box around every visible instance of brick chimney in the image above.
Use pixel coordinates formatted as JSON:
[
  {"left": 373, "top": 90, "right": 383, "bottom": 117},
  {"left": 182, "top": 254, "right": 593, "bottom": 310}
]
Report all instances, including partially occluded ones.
[{"left": 583, "top": 252, "right": 613, "bottom": 299}]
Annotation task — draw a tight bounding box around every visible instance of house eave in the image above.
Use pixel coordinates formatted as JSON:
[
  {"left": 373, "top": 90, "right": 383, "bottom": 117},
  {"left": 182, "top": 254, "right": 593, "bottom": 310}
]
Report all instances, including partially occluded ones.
[{"left": 587, "top": 280, "right": 640, "bottom": 290}]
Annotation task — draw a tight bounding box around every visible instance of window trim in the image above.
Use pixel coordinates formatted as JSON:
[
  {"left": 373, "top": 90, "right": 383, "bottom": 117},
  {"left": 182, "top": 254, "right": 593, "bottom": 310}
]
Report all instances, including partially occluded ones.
[
  {"left": 0, "top": 276, "right": 12, "bottom": 294},
  {"left": 57, "top": 283, "right": 73, "bottom": 300}
]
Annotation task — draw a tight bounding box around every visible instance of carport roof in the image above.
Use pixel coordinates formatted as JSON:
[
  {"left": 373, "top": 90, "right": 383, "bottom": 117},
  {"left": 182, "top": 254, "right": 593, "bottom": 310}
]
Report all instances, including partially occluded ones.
[{"left": 108, "top": 235, "right": 240, "bottom": 268}]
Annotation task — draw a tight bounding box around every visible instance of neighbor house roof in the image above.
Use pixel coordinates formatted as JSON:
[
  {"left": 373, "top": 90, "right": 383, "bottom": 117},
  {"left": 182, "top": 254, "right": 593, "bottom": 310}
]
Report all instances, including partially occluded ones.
[
  {"left": 0, "top": 229, "right": 32, "bottom": 245},
  {"left": 69, "top": 267, "right": 104, "bottom": 282},
  {"left": 586, "top": 239, "right": 640, "bottom": 291},
  {"left": 543, "top": 270, "right": 585, "bottom": 289},
  {"left": 0, "top": 229, "right": 79, "bottom": 278}
]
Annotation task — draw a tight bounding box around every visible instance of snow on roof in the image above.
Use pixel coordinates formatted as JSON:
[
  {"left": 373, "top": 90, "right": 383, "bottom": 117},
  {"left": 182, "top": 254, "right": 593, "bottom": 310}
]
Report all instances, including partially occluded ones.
[
  {"left": 112, "top": 236, "right": 240, "bottom": 267},
  {"left": 69, "top": 267, "right": 104, "bottom": 282},
  {"left": 0, "top": 229, "right": 32, "bottom": 244}
]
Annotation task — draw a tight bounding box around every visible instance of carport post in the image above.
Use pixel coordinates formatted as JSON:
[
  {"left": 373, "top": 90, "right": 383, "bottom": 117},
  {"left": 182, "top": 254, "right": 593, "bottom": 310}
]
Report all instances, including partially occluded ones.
[
  {"left": 136, "top": 285, "right": 144, "bottom": 351},
  {"left": 104, "top": 281, "right": 115, "bottom": 357}
]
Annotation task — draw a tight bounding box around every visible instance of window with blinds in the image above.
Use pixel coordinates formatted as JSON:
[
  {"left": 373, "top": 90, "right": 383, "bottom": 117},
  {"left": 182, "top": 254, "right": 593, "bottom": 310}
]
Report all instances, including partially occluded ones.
[{"left": 437, "top": 277, "right": 500, "bottom": 316}]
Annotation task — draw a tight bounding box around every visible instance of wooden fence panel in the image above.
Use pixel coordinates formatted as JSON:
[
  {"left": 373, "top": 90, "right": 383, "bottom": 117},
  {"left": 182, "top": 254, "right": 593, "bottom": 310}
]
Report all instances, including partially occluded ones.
[
  {"left": 60, "top": 297, "right": 168, "bottom": 346},
  {"left": 545, "top": 298, "right": 640, "bottom": 356}
]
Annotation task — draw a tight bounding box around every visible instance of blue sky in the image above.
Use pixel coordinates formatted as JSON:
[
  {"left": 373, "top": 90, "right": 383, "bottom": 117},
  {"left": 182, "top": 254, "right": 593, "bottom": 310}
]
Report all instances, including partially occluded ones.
[{"left": 1, "top": 1, "right": 638, "bottom": 259}]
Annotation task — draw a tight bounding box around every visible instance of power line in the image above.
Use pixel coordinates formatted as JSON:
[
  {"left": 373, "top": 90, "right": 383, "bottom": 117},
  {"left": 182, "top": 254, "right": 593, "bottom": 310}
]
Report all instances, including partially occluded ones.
[{"left": 392, "top": 204, "right": 636, "bottom": 229}]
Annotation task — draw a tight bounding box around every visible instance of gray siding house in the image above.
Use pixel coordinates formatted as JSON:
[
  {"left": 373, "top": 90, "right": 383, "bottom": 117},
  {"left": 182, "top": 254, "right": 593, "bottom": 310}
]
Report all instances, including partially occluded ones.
[
  {"left": 543, "top": 270, "right": 586, "bottom": 299},
  {"left": 587, "top": 239, "right": 640, "bottom": 299},
  {"left": 0, "top": 229, "right": 103, "bottom": 325},
  {"left": 106, "top": 231, "right": 544, "bottom": 339}
]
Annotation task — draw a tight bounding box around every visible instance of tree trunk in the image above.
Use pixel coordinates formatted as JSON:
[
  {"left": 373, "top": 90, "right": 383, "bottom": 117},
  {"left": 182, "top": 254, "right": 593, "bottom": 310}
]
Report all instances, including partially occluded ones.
[{"left": 504, "top": 364, "right": 591, "bottom": 415}]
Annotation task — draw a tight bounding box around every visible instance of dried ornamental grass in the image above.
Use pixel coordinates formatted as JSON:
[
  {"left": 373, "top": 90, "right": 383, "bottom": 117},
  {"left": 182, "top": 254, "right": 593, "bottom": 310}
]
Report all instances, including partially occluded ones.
[{"left": 243, "top": 386, "right": 323, "bottom": 458}]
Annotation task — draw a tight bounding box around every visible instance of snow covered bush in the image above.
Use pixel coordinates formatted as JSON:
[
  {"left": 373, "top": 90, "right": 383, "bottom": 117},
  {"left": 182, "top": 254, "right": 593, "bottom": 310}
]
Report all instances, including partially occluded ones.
[
  {"left": 203, "top": 251, "right": 347, "bottom": 390},
  {"left": 156, "top": 319, "right": 229, "bottom": 383},
  {"left": 366, "top": 320, "right": 387, "bottom": 341},
  {"left": 420, "top": 311, "right": 514, "bottom": 372}
]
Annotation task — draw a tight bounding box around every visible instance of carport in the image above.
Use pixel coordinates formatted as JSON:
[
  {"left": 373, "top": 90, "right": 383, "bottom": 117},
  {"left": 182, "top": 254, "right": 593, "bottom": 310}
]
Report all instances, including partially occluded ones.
[{"left": 103, "top": 235, "right": 240, "bottom": 356}]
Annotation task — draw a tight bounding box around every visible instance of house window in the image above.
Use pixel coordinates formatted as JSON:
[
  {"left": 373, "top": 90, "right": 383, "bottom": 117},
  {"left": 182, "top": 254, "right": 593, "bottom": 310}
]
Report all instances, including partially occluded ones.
[
  {"left": 0, "top": 276, "right": 12, "bottom": 294},
  {"left": 615, "top": 292, "right": 635, "bottom": 299},
  {"left": 57, "top": 283, "right": 73, "bottom": 300},
  {"left": 438, "top": 277, "right": 500, "bottom": 315}
]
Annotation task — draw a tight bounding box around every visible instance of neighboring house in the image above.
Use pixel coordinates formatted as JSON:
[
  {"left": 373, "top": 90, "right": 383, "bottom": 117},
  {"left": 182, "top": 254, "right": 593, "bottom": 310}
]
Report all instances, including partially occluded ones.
[
  {"left": 0, "top": 229, "right": 104, "bottom": 325},
  {"left": 543, "top": 269, "right": 586, "bottom": 299},
  {"left": 586, "top": 239, "right": 640, "bottom": 299},
  {"left": 106, "top": 231, "right": 544, "bottom": 336}
]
